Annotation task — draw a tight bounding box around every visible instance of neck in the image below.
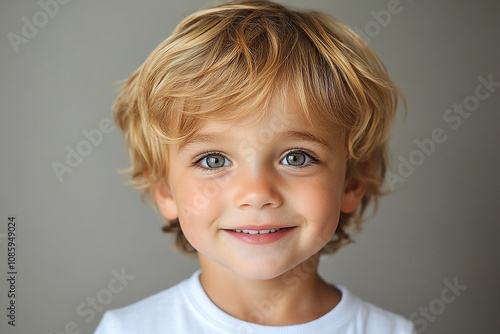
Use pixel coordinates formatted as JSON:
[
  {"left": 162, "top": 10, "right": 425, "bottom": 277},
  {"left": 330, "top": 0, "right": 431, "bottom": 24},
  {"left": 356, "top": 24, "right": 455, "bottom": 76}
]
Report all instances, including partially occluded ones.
[{"left": 198, "top": 253, "right": 341, "bottom": 326}]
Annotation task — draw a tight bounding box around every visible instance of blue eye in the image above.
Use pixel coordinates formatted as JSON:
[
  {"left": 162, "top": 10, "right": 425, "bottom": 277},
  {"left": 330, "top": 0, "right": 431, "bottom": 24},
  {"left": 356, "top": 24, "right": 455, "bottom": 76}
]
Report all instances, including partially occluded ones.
[
  {"left": 280, "top": 150, "right": 315, "bottom": 167},
  {"left": 197, "top": 153, "right": 232, "bottom": 169}
]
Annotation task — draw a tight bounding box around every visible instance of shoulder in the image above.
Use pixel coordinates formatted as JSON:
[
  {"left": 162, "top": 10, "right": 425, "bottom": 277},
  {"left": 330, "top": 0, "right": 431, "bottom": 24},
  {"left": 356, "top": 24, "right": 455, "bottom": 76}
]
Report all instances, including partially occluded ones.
[
  {"left": 333, "top": 285, "right": 415, "bottom": 334},
  {"left": 94, "top": 272, "right": 194, "bottom": 334}
]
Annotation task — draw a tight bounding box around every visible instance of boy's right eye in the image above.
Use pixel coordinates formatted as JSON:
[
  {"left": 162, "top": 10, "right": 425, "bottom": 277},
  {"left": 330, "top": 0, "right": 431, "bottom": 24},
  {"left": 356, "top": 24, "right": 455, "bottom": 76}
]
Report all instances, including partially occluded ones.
[{"left": 195, "top": 152, "right": 232, "bottom": 169}]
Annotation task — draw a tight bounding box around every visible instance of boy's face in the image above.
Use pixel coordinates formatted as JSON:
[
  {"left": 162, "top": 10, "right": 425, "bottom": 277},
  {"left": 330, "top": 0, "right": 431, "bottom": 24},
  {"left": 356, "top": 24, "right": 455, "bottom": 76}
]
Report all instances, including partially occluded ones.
[{"left": 155, "top": 94, "right": 365, "bottom": 280}]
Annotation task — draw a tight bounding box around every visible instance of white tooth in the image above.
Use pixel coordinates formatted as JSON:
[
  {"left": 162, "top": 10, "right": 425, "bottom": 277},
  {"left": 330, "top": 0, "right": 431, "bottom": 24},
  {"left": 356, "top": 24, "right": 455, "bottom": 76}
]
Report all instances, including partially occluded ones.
[
  {"left": 259, "top": 230, "right": 270, "bottom": 234},
  {"left": 242, "top": 230, "right": 249, "bottom": 234},
  {"left": 248, "top": 230, "right": 258, "bottom": 235},
  {"left": 270, "top": 229, "right": 277, "bottom": 233},
  {"left": 235, "top": 230, "right": 242, "bottom": 233}
]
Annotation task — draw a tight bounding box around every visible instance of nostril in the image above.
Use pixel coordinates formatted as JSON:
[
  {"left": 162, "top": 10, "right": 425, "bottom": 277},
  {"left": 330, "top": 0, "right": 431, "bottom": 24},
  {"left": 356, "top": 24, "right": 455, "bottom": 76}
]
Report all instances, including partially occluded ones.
[
  {"left": 261, "top": 201, "right": 277, "bottom": 209},
  {"left": 236, "top": 197, "right": 282, "bottom": 210},
  {"left": 232, "top": 173, "right": 284, "bottom": 209}
]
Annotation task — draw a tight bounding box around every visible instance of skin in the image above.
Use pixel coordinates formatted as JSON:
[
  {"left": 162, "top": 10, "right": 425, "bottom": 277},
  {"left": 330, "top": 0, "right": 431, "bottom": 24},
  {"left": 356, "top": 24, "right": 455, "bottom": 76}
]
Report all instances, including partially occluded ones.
[{"left": 155, "top": 94, "right": 366, "bottom": 326}]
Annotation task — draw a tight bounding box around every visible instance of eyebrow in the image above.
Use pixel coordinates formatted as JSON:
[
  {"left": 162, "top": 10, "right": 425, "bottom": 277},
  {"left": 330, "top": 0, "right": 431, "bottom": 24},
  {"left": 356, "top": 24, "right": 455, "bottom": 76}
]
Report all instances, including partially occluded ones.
[
  {"left": 275, "top": 131, "right": 330, "bottom": 148},
  {"left": 177, "top": 132, "right": 234, "bottom": 153},
  {"left": 177, "top": 130, "right": 329, "bottom": 153}
]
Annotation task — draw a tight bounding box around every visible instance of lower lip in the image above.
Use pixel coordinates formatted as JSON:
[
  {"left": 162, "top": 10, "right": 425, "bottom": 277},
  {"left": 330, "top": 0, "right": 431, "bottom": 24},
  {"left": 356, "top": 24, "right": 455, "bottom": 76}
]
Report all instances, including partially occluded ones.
[{"left": 223, "top": 227, "right": 296, "bottom": 245}]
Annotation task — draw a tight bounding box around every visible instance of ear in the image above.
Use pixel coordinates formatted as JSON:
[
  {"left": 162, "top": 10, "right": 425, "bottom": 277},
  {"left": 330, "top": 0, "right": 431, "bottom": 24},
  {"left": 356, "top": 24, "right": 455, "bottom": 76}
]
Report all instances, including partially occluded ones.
[
  {"left": 340, "top": 175, "right": 367, "bottom": 214},
  {"left": 154, "top": 181, "right": 178, "bottom": 220}
]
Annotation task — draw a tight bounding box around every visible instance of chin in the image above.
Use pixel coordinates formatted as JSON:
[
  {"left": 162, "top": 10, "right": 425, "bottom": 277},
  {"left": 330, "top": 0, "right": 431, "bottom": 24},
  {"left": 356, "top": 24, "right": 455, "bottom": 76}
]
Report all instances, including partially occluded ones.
[
  {"left": 235, "top": 269, "right": 285, "bottom": 281},
  {"left": 228, "top": 259, "right": 299, "bottom": 281}
]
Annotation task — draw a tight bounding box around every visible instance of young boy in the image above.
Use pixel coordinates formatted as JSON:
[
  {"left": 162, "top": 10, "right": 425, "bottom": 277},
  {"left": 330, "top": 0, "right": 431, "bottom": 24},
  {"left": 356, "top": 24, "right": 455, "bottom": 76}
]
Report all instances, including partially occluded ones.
[{"left": 96, "top": 0, "right": 415, "bottom": 333}]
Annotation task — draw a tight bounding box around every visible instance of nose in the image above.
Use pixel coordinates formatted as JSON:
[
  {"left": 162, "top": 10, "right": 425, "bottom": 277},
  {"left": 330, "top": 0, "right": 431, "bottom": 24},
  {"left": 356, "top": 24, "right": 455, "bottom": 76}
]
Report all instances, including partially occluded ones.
[{"left": 232, "top": 168, "right": 283, "bottom": 210}]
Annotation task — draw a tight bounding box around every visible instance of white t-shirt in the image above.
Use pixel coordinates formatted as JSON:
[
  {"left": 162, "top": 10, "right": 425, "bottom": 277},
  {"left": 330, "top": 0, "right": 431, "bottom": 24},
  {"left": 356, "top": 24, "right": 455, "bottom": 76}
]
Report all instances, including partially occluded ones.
[{"left": 95, "top": 270, "right": 415, "bottom": 334}]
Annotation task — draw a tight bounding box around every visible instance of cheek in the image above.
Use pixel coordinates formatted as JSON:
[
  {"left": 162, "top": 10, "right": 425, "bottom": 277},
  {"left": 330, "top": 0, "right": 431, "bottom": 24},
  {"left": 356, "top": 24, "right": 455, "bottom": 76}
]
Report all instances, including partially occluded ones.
[
  {"left": 173, "top": 177, "right": 225, "bottom": 236},
  {"left": 292, "top": 177, "right": 343, "bottom": 235}
]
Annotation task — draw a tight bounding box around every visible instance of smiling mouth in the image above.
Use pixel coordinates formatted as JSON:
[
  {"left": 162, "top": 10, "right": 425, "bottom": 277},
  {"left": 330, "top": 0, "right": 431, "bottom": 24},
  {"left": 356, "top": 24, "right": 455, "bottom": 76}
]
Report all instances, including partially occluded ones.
[
  {"left": 223, "top": 226, "right": 296, "bottom": 245},
  {"left": 226, "top": 226, "right": 296, "bottom": 235},
  {"left": 229, "top": 228, "right": 284, "bottom": 235}
]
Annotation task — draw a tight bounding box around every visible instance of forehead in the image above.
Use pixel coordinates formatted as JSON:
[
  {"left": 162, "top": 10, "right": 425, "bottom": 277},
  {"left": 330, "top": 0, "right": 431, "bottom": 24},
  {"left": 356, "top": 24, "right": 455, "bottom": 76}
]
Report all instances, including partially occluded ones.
[
  {"left": 205, "top": 93, "right": 308, "bottom": 131},
  {"left": 176, "top": 93, "right": 343, "bottom": 152}
]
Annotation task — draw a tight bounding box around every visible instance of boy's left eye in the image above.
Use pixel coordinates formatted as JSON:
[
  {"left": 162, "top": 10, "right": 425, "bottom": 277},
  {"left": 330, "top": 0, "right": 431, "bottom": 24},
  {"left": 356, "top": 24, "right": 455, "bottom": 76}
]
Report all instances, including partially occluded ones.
[{"left": 280, "top": 150, "right": 315, "bottom": 167}]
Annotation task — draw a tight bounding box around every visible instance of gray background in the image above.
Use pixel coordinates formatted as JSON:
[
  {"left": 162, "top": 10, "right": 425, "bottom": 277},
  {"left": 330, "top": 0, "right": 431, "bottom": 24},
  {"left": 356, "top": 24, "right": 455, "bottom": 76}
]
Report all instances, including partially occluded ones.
[{"left": 1, "top": 0, "right": 499, "bottom": 333}]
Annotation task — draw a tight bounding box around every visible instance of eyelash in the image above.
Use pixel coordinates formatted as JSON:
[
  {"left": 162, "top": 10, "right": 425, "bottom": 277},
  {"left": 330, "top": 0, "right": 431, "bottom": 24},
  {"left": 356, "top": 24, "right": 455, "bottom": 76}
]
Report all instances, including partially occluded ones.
[
  {"left": 281, "top": 149, "right": 319, "bottom": 168},
  {"left": 192, "top": 151, "right": 230, "bottom": 172},
  {"left": 191, "top": 149, "right": 319, "bottom": 171}
]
